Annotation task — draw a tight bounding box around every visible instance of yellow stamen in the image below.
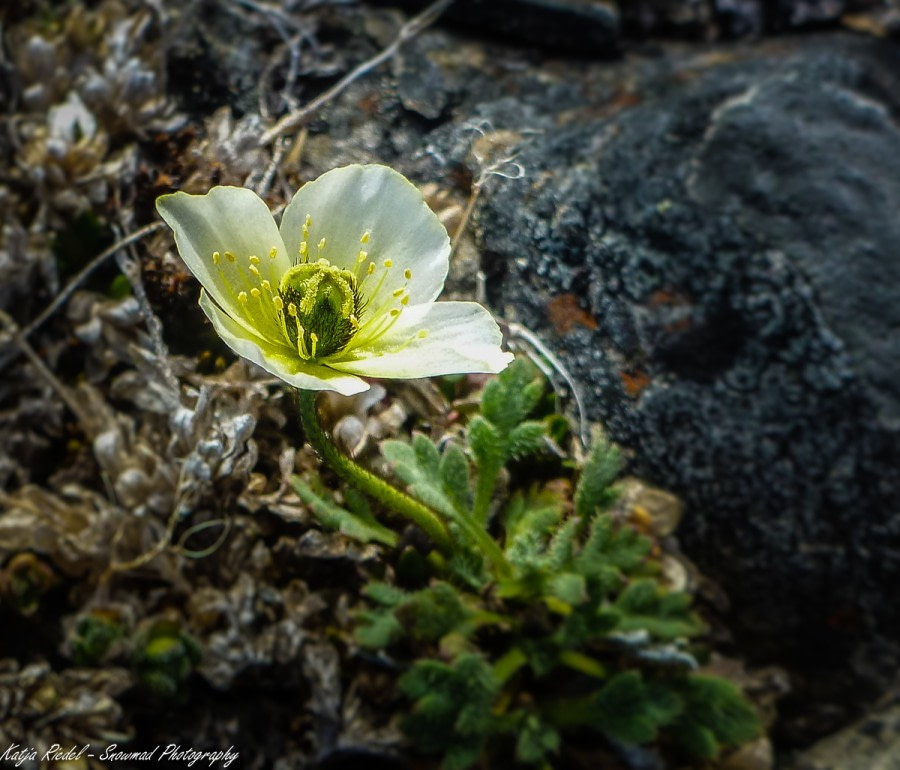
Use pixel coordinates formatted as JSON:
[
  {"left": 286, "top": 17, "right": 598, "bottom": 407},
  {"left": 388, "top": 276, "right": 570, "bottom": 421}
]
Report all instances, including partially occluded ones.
[
  {"left": 225, "top": 251, "right": 237, "bottom": 263},
  {"left": 273, "top": 296, "right": 284, "bottom": 311},
  {"left": 238, "top": 291, "right": 248, "bottom": 303},
  {"left": 383, "top": 259, "right": 393, "bottom": 268},
  {"left": 269, "top": 247, "right": 278, "bottom": 259},
  {"left": 288, "top": 302, "right": 298, "bottom": 317},
  {"left": 249, "top": 265, "right": 261, "bottom": 278},
  {"left": 262, "top": 280, "right": 272, "bottom": 292},
  {"left": 318, "top": 238, "right": 326, "bottom": 250},
  {"left": 212, "top": 251, "right": 221, "bottom": 265},
  {"left": 251, "top": 288, "right": 261, "bottom": 299},
  {"left": 249, "top": 255, "right": 260, "bottom": 266},
  {"left": 367, "top": 262, "right": 375, "bottom": 275},
  {"left": 404, "top": 268, "right": 412, "bottom": 280},
  {"left": 360, "top": 231, "right": 370, "bottom": 244},
  {"left": 310, "top": 332, "right": 318, "bottom": 359},
  {"left": 401, "top": 295, "right": 409, "bottom": 306}
]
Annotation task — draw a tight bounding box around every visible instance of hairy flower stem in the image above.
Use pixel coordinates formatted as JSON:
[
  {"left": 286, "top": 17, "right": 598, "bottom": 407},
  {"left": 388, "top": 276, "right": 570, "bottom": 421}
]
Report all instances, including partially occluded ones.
[{"left": 296, "top": 389, "right": 452, "bottom": 551}]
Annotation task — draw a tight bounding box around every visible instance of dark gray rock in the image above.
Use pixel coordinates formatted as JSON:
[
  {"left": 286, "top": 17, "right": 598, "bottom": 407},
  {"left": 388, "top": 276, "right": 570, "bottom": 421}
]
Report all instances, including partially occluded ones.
[
  {"left": 787, "top": 686, "right": 900, "bottom": 769},
  {"left": 623, "top": 0, "right": 882, "bottom": 38},
  {"left": 367, "top": 0, "right": 621, "bottom": 55},
  {"left": 619, "top": 0, "right": 712, "bottom": 37},
  {"left": 428, "top": 35, "right": 900, "bottom": 679}
]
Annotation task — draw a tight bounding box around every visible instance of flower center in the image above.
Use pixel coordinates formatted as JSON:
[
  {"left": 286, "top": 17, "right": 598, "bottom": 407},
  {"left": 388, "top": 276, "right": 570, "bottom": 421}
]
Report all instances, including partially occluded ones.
[{"left": 277, "top": 261, "right": 363, "bottom": 360}]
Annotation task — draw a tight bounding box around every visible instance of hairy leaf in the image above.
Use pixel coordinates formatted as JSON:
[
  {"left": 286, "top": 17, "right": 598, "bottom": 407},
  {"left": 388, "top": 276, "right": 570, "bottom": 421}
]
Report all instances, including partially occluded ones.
[
  {"left": 292, "top": 476, "right": 398, "bottom": 547},
  {"left": 439, "top": 443, "right": 471, "bottom": 512},
  {"left": 382, "top": 436, "right": 460, "bottom": 520},
  {"left": 587, "top": 671, "right": 682, "bottom": 745},
  {"left": 399, "top": 654, "right": 499, "bottom": 769},
  {"left": 507, "top": 421, "right": 548, "bottom": 459},
  {"left": 574, "top": 436, "right": 621, "bottom": 520},
  {"left": 615, "top": 579, "right": 705, "bottom": 640},
  {"left": 670, "top": 676, "right": 760, "bottom": 759}
]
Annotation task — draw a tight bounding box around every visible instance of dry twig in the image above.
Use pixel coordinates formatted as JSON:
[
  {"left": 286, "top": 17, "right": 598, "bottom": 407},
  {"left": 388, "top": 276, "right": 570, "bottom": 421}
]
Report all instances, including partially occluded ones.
[
  {"left": 0, "top": 221, "right": 165, "bottom": 372},
  {"left": 0, "top": 309, "right": 97, "bottom": 436},
  {"left": 259, "top": 0, "right": 454, "bottom": 145}
]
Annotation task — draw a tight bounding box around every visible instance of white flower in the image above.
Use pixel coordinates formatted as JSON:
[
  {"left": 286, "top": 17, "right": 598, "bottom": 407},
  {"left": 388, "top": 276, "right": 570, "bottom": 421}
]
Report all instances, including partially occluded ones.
[{"left": 156, "top": 164, "right": 513, "bottom": 395}]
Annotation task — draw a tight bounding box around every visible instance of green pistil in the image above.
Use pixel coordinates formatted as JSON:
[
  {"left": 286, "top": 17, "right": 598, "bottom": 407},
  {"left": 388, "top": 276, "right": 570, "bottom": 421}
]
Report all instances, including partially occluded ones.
[{"left": 278, "top": 262, "right": 363, "bottom": 360}]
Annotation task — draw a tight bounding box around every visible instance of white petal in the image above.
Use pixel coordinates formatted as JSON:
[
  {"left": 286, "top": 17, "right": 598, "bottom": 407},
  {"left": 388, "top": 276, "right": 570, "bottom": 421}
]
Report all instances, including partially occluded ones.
[
  {"left": 280, "top": 165, "right": 450, "bottom": 314},
  {"left": 157, "top": 187, "right": 291, "bottom": 336},
  {"left": 328, "top": 302, "right": 513, "bottom": 379},
  {"left": 199, "top": 291, "right": 369, "bottom": 395}
]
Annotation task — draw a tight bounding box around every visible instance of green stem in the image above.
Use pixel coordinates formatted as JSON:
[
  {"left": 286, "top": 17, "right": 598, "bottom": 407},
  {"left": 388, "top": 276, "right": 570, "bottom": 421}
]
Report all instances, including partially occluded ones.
[
  {"left": 296, "top": 389, "right": 452, "bottom": 552},
  {"left": 493, "top": 646, "right": 528, "bottom": 686},
  {"left": 452, "top": 508, "right": 513, "bottom": 579}
]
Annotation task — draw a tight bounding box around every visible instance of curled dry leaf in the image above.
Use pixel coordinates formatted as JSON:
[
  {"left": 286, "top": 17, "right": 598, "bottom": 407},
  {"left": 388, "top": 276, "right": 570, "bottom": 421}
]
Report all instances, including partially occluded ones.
[{"left": 0, "top": 658, "right": 132, "bottom": 752}]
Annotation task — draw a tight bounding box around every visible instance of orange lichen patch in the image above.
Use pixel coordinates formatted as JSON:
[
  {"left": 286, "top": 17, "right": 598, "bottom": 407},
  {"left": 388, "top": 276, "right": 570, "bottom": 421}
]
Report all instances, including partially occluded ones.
[
  {"left": 621, "top": 369, "right": 651, "bottom": 398},
  {"left": 664, "top": 317, "right": 693, "bottom": 334},
  {"left": 647, "top": 289, "right": 693, "bottom": 334},
  {"left": 648, "top": 288, "right": 690, "bottom": 308},
  {"left": 546, "top": 293, "right": 597, "bottom": 334}
]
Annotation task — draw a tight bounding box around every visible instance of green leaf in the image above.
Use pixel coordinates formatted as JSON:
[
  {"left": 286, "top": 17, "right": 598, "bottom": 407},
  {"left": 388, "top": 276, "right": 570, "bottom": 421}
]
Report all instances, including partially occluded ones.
[
  {"left": 399, "top": 654, "right": 499, "bottom": 769},
  {"left": 380, "top": 439, "right": 417, "bottom": 472},
  {"left": 480, "top": 359, "right": 545, "bottom": 431},
  {"left": 614, "top": 579, "right": 704, "bottom": 640},
  {"left": 70, "top": 613, "right": 123, "bottom": 665},
  {"left": 291, "top": 476, "right": 399, "bottom": 547},
  {"left": 414, "top": 433, "right": 442, "bottom": 477},
  {"left": 548, "top": 572, "right": 587, "bottom": 606},
  {"left": 676, "top": 723, "right": 719, "bottom": 759},
  {"left": 588, "top": 670, "right": 683, "bottom": 745},
  {"left": 439, "top": 443, "right": 472, "bottom": 512},
  {"left": 545, "top": 518, "right": 579, "bottom": 572},
  {"left": 400, "top": 582, "right": 474, "bottom": 643},
  {"left": 364, "top": 581, "right": 407, "bottom": 606},
  {"left": 382, "top": 436, "right": 460, "bottom": 520},
  {"left": 467, "top": 416, "right": 503, "bottom": 472},
  {"left": 503, "top": 487, "right": 565, "bottom": 546},
  {"left": 447, "top": 549, "right": 488, "bottom": 590},
  {"left": 355, "top": 608, "right": 404, "bottom": 648},
  {"left": 470, "top": 359, "right": 549, "bottom": 527},
  {"left": 574, "top": 437, "right": 621, "bottom": 520},
  {"left": 574, "top": 514, "right": 651, "bottom": 580},
  {"left": 554, "top": 605, "right": 622, "bottom": 648},
  {"left": 515, "top": 713, "right": 560, "bottom": 764},
  {"left": 507, "top": 421, "right": 548, "bottom": 459},
  {"left": 670, "top": 676, "right": 760, "bottom": 758}
]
